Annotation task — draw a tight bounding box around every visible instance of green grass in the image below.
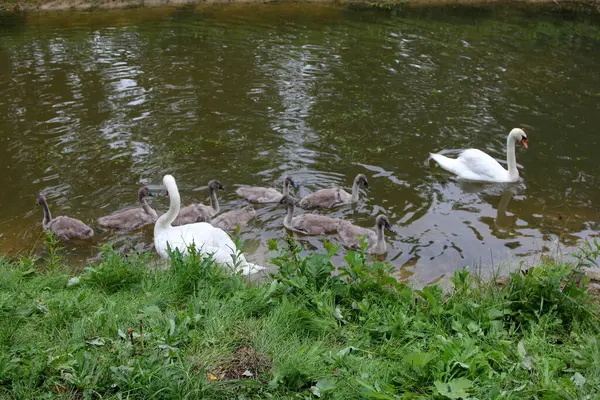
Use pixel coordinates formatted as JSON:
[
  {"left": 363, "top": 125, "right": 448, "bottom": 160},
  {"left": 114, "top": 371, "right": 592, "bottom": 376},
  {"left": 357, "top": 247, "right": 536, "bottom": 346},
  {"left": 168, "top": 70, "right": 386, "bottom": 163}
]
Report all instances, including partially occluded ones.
[{"left": 0, "top": 237, "right": 599, "bottom": 399}]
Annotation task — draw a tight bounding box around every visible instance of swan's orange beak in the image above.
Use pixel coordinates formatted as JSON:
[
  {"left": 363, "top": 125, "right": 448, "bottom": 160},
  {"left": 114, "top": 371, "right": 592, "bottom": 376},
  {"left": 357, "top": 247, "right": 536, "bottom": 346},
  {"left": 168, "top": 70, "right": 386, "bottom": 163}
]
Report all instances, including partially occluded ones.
[{"left": 521, "top": 138, "right": 528, "bottom": 149}]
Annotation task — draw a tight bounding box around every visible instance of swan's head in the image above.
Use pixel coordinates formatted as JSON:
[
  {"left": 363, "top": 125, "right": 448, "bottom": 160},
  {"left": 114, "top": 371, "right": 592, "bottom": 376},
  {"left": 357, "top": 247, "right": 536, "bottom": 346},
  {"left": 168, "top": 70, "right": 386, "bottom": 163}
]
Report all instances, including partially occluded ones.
[
  {"left": 376, "top": 215, "right": 395, "bottom": 232},
  {"left": 510, "top": 128, "right": 528, "bottom": 149},
  {"left": 163, "top": 174, "right": 179, "bottom": 195},
  {"left": 284, "top": 176, "right": 297, "bottom": 188},
  {"left": 278, "top": 194, "right": 297, "bottom": 206},
  {"left": 36, "top": 193, "right": 46, "bottom": 206},
  {"left": 138, "top": 186, "right": 154, "bottom": 202},
  {"left": 208, "top": 180, "right": 225, "bottom": 191},
  {"left": 355, "top": 174, "right": 370, "bottom": 189}
]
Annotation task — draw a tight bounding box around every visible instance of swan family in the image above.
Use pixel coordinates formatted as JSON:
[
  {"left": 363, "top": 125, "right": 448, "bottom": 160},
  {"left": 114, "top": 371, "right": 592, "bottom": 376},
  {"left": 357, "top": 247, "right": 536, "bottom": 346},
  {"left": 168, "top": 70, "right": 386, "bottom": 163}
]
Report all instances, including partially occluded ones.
[{"left": 35, "top": 128, "right": 529, "bottom": 273}]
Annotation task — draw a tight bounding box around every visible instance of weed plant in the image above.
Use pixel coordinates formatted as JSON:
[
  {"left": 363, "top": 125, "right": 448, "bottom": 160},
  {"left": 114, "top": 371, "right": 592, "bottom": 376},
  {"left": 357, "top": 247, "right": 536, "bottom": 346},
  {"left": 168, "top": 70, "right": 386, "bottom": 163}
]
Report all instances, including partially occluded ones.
[{"left": 0, "top": 237, "right": 598, "bottom": 399}]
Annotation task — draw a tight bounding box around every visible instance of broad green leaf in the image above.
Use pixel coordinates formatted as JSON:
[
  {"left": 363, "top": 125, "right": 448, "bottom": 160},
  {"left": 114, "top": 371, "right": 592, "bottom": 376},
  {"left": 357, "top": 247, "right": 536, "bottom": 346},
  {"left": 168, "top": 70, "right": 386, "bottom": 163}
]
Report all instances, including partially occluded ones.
[
  {"left": 434, "top": 378, "right": 473, "bottom": 399},
  {"left": 467, "top": 321, "right": 480, "bottom": 333},
  {"left": 517, "top": 341, "right": 527, "bottom": 358},
  {"left": 143, "top": 305, "right": 161, "bottom": 314},
  {"left": 337, "top": 346, "right": 357, "bottom": 357},
  {"left": 522, "top": 356, "right": 533, "bottom": 371},
  {"left": 316, "top": 378, "right": 337, "bottom": 392},
  {"left": 403, "top": 352, "right": 435, "bottom": 369},
  {"left": 86, "top": 337, "right": 105, "bottom": 346},
  {"left": 572, "top": 372, "right": 586, "bottom": 387},
  {"left": 169, "top": 316, "right": 176, "bottom": 336},
  {"left": 21, "top": 268, "right": 36, "bottom": 277},
  {"left": 310, "top": 386, "right": 321, "bottom": 397}
]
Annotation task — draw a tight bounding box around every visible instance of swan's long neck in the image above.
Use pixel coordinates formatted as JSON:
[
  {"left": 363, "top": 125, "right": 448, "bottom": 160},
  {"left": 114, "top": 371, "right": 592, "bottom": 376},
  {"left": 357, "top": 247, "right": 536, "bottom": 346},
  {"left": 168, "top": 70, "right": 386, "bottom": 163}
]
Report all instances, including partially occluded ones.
[
  {"left": 156, "top": 184, "right": 180, "bottom": 228},
  {"left": 142, "top": 199, "right": 158, "bottom": 219},
  {"left": 209, "top": 187, "right": 220, "bottom": 214},
  {"left": 506, "top": 134, "right": 519, "bottom": 180},
  {"left": 40, "top": 198, "right": 52, "bottom": 228},
  {"left": 351, "top": 178, "right": 360, "bottom": 203},
  {"left": 284, "top": 203, "right": 294, "bottom": 227},
  {"left": 374, "top": 224, "right": 386, "bottom": 253},
  {"left": 498, "top": 189, "right": 513, "bottom": 218},
  {"left": 282, "top": 180, "right": 290, "bottom": 197},
  {"left": 495, "top": 188, "right": 515, "bottom": 229}
]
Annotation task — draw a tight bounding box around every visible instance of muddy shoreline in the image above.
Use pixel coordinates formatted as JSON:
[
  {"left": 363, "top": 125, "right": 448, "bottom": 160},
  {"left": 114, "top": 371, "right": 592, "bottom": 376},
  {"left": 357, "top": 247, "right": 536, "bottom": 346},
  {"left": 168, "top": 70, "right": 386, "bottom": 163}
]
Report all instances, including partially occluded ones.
[{"left": 1, "top": 0, "right": 599, "bottom": 13}]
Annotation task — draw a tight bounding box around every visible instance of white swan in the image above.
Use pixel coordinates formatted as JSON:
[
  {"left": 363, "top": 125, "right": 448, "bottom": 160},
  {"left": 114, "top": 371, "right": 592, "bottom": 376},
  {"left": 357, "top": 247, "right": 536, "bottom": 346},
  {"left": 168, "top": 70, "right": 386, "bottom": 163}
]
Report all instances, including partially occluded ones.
[
  {"left": 154, "top": 175, "right": 265, "bottom": 276},
  {"left": 430, "top": 128, "right": 528, "bottom": 183}
]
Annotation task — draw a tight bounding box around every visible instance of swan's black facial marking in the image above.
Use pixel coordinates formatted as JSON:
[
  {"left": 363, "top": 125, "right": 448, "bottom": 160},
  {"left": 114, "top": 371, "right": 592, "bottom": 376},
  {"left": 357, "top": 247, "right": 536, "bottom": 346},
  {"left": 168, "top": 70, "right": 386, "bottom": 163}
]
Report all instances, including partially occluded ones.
[
  {"left": 285, "top": 176, "right": 297, "bottom": 188},
  {"left": 357, "top": 174, "right": 369, "bottom": 188},
  {"left": 139, "top": 186, "right": 153, "bottom": 202},
  {"left": 376, "top": 216, "right": 394, "bottom": 232},
  {"left": 517, "top": 128, "right": 529, "bottom": 148},
  {"left": 210, "top": 180, "right": 225, "bottom": 190}
]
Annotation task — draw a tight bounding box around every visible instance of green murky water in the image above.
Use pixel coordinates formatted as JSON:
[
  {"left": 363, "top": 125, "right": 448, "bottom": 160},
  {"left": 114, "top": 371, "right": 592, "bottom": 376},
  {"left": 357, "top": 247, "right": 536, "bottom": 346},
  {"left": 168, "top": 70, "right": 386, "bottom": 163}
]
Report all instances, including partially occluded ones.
[{"left": 1, "top": 4, "right": 599, "bottom": 284}]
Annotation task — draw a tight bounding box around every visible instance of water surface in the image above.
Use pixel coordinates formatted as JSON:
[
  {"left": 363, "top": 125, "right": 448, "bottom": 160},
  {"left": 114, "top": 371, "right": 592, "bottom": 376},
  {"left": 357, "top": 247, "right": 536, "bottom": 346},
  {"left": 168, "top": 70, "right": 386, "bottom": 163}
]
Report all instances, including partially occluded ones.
[{"left": 1, "top": 4, "right": 599, "bottom": 283}]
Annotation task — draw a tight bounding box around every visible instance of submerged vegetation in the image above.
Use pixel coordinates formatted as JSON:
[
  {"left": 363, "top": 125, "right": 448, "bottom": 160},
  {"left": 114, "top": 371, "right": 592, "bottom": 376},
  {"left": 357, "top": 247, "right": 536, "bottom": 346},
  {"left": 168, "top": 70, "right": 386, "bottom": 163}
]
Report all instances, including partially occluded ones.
[{"left": 0, "top": 237, "right": 599, "bottom": 399}]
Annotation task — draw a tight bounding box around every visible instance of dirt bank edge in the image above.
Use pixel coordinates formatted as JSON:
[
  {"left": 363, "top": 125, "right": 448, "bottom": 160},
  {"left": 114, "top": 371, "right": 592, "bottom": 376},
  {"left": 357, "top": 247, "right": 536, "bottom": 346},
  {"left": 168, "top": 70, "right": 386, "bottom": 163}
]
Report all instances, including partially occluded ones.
[{"left": 1, "top": 0, "right": 599, "bottom": 13}]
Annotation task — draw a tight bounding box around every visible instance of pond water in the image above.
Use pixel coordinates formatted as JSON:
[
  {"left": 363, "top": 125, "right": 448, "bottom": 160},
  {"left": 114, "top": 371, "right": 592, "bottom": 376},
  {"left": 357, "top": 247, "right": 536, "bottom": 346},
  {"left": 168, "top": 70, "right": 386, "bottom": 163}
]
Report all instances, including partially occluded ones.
[{"left": 1, "top": 4, "right": 599, "bottom": 284}]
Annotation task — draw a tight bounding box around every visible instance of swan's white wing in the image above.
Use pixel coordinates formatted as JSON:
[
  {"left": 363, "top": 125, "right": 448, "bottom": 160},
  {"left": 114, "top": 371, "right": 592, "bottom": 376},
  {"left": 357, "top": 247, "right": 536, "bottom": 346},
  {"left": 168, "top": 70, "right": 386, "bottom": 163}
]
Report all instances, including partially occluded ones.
[
  {"left": 203, "top": 225, "right": 237, "bottom": 250},
  {"left": 200, "top": 245, "right": 237, "bottom": 267},
  {"left": 178, "top": 222, "right": 217, "bottom": 243},
  {"left": 201, "top": 245, "right": 265, "bottom": 275},
  {"left": 155, "top": 222, "right": 264, "bottom": 275},
  {"left": 182, "top": 224, "right": 246, "bottom": 264},
  {"left": 156, "top": 223, "right": 218, "bottom": 256},
  {"left": 430, "top": 153, "right": 464, "bottom": 177},
  {"left": 455, "top": 149, "right": 509, "bottom": 182}
]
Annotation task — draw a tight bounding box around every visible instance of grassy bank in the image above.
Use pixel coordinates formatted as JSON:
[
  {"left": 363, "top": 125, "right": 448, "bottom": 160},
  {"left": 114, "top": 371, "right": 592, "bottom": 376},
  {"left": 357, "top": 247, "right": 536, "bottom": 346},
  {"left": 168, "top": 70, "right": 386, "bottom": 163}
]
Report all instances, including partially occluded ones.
[{"left": 1, "top": 238, "right": 600, "bottom": 399}]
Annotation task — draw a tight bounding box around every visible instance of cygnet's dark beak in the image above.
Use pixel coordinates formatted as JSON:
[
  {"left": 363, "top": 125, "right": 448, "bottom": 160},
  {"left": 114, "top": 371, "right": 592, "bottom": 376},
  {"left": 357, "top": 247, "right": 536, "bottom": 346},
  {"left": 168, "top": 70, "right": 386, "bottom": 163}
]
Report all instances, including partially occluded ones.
[
  {"left": 385, "top": 222, "right": 395, "bottom": 233},
  {"left": 365, "top": 182, "right": 371, "bottom": 190}
]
